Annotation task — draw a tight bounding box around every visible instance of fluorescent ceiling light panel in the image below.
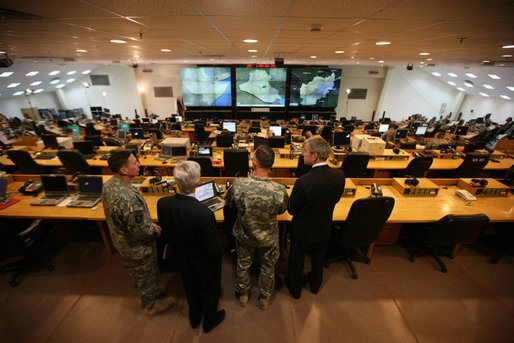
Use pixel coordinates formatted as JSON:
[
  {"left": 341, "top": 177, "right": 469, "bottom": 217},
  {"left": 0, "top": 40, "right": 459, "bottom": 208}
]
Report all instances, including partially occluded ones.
[
  {"left": 502, "top": 45, "right": 514, "bottom": 48},
  {"left": 67, "top": 71, "right": 76, "bottom": 75},
  {"left": 376, "top": 41, "right": 391, "bottom": 45},
  {"left": 457, "top": 87, "right": 465, "bottom": 91},
  {"left": 431, "top": 72, "right": 441, "bottom": 76},
  {"left": 507, "top": 86, "right": 514, "bottom": 91},
  {"left": 12, "top": 91, "right": 24, "bottom": 96},
  {"left": 479, "top": 92, "right": 489, "bottom": 97},
  {"left": 243, "top": 39, "right": 258, "bottom": 43},
  {"left": 26, "top": 71, "right": 39, "bottom": 76},
  {"left": 0, "top": 72, "right": 13, "bottom": 77},
  {"left": 447, "top": 73, "right": 458, "bottom": 77},
  {"left": 465, "top": 73, "right": 477, "bottom": 78},
  {"left": 488, "top": 74, "right": 501, "bottom": 79},
  {"left": 82, "top": 70, "right": 91, "bottom": 74},
  {"left": 34, "top": 89, "right": 44, "bottom": 93},
  {"left": 48, "top": 70, "right": 60, "bottom": 75},
  {"left": 56, "top": 84, "right": 65, "bottom": 88},
  {"left": 110, "top": 39, "right": 126, "bottom": 44},
  {"left": 30, "top": 81, "right": 42, "bottom": 86},
  {"left": 50, "top": 79, "right": 60, "bottom": 84},
  {"left": 500, "top": 95, "right": 511, "bottom": 100},
  {"left": 483, "top": 84, "right": 494, "bottom": 89},
  {"left": 447, "top": 81, "right": 456, "bottom": 86},
  {"left": 66, "top": 78, "right": 75, "bottom": 83},
  {"left": 7, "top": 83, "right": 20, "bottom": 88}
]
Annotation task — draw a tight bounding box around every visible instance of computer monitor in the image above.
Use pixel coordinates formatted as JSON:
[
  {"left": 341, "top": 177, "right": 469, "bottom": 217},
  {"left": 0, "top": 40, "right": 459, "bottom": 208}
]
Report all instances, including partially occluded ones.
[
  {"left": 110, "top": 119, "right": 118, "bottom": 127},
  {"left": 312, "top": 114, "right": 319, "bottom": 121},
  {"left": 364, "top": 124, "right": 375, "bottom": 131},
  {"left": 68, "top": 125, "right": 80, "bottom": 135},
  {"left": 149, "top": 128, "right": 162, "bottom": 139},
  {"left": 469, "top": 119, "right": 477, "bottom": 126},
  {"left": 160, "top": 145, "right": 173, "bottom": 156},
  {"left": 268, "top": 136, "right": 285, "bottom": 148},
  {"left": 73, "top": 141, "right": 95, "bottom": 155},
  {"left": 42, "top": 134, "right": 59, "bottom": 149},
  {"left": 198, "top": 146, "right": 213, "bottom": 156},
  {"left": 415, "top": 126, "right": 428, "bottom": 136},
  {"left": 332, "top": 131, "right": 351, "bottom": 147},
  {"left": 117, "top": 130, "right": 127, "bottom": 140},
  {"left": 120, "top": 122, "right": 129, "bottom": 130},
  {"left": 269, "top": 125, "right": 282, "bottom": 136},
  {"left": 395, "top": 129, "right": 408, "bottom": 139},
  {"left": 141, "top": 122, "right": 150, "bottom": 132},
  {"left": 130, "top": 128, "right": 144, "bottom": 139},
  {"left": 300, "top": 115, "right": 306, "bottom": 120},
  {"left": 476, "top": 117, "right": 484, "bottom": 124},
  {"left": 222, "top": 121, "right": 237, "bottom": 133},
  {"left": 142, "top": 118, "right": 150, "bottom": 123},
  {"left": 379, "top": 124, "right": 389, "bottom": 133},
  {"left": 455, "top": 125, "right": 469, "bottom": 135},
  {"left": 254, "top": 136, "right": 268, "bottom": 149},
  {"left": 171, "top": 146, "right": 187, "bottom": 157}
]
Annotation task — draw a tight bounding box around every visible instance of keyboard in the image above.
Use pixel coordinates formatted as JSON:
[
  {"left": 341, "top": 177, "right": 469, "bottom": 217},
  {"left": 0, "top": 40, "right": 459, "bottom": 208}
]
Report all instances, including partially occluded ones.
[
  {"left": 171, "top": 157, "right": 187, "bottom": 163},
  {"left": 99, "top": 155, "right": 110, "bottom": 160},
  {"left": 83, "top": 154, "right": 95, "bottom": 159},
  {"left": 155, "top": 155, "right": 171, "bottom": 161},
  {"left": 35, "top": 154, "right": 56, "bottom": 160},
  {"left": 203, "top": 197, "right": 225, "bottom": 211}
]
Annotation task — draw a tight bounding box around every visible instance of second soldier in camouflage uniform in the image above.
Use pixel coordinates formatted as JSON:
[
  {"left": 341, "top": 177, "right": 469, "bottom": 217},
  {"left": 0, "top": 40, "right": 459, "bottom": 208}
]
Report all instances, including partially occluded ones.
[
  {"left": 102, "top": 150, "right": 175, "bottom": 316},
  {"left": 225, "top": 145, "right": 289, "bottom": 309}
]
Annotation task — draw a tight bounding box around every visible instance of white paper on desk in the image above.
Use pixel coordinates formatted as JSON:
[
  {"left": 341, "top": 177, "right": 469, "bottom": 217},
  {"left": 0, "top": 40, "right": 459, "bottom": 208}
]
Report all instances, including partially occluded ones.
[{"left": 58, "top": 197, "right": 74, "bottom": 206}]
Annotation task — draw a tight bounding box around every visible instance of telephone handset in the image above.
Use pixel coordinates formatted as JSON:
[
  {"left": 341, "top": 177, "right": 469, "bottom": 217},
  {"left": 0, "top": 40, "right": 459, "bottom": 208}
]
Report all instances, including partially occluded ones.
[
  {"left": 371, "top": 183, "right": 383, "bottom": 197},
  {"left": 19, "top": 179, "right": 43, "bottom": 195},
  {"left": 455, "top": 189, "right": 476, "bottom": 202}
]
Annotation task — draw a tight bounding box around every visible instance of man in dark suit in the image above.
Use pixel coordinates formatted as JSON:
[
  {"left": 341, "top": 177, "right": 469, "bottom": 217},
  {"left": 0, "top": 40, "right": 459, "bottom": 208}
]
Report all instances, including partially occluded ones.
[
  {"left": 286, "top": 137, "right": 345, "bottom": 299},
  {"left": 157, "top": 160, "right": 225, "bottom": 333}
]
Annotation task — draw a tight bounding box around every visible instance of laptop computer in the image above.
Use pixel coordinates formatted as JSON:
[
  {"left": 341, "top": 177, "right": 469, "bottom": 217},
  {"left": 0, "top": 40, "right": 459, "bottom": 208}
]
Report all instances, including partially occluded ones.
[
  {"left": 31, "top": 175, "right": 69, "bottom": 206},
  {"left": 67, "top": 176, "right": 103, "bottom": 208},
  {"left": 194, "top": 180, "right": 225, "bottom": 212},
  {"left": 155, "top": 145, "right": 173, "bottom": 161},
  {"left": 198, "top": 145, "right": 213, "bottom": 157},
  {"left": 171, "top": 146, "right": 187, "bottom": 163},
  {"left": 0, "top": 179, "right": 8, "bottom": 204}
]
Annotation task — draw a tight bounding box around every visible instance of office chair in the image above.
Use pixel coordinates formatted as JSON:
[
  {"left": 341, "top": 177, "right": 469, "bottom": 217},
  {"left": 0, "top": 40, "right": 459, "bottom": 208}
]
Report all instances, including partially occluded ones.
[
  {"left": 149, "top": 128, "right": 163, "bottom": 139},
  {"left": 268, "top": 136, "right": 285, "bottom": 148},
  {"left": 0, "top": 219, "right": 54, "bottom": 287},
  {"left": 57, "top": 149, "right": 92, "bottom": 175},
  {"left": 215, "top": 134, "right": 234, "bottom": 147},
  {"left": 452, "top": 153, "right": 490, "bottom": 178},
  {"left": 399, "top": 142, "right": 416, "bottom": 150},
  {"left": 7, "top": 150, "right": 45, "bottom": 174},
  {"left": 103, "top": 138, "right": 122, "bottom": 146},
  {"left": 325, "top": 196, "right": 395, "bottom": 279},
  {"left": 320, "top": 126, "right": 332, "bottom": 143},
  {"left": 85, "top": 122, "right": 101, "bottom": 135},
  {"left": 424, "top": 124, "right": 440, "bottom": 138},
  {"left": 194, "top": 124, "right": 209, "bottom": 144},
  {"left": 294, "top": 155, "right": 311, "bottom": 178},
  {"left": 223, "top": 149, "right": 249, "bottom": 177},
  {"left": 340, "top": 152, "right": 370, "bottom": 178},
  {"left": 400, "top": 155, "right": 433, "bottom": 177},
  {"left": 84, "top": 135, "right": 104, "bottom": 148},
  {"left": 407, "top": 214, "right": 490, "bottom": 273},
  {"left": 187, "top": 156, "right": 218, "bottom": 177}
]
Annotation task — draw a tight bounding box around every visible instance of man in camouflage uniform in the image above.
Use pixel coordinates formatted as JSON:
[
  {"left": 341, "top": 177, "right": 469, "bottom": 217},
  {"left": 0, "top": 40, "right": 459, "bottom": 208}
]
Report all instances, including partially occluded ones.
[
  {"left": 102, "top": 150, "right": 175, "bottom": 316},
  {"left": 225, "top": 145, "right": 289, "bottom": 310}
]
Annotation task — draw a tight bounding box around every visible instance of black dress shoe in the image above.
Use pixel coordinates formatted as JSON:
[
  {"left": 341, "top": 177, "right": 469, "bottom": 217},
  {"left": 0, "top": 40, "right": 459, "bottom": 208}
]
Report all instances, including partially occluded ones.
[
  {"left": 190, "top": 314, "right": 201, "bottom": 329},
  {"left": 310, "top": 285, "right": 320, "bottom": 294},
  {"left": 203, "top": 310, "right": 225, "bottom": 333},
  {"left": 285, "top": 277, "right": 301, "bottom": 299}
]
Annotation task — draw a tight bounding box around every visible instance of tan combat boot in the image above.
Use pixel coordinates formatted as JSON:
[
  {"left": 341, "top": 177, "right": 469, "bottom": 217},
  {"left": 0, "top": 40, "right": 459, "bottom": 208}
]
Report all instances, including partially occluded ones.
[
  {"left": 258, "top": 295, "right": 270, "bottom": 310},
  {"left": 144, "top": 296, "right": 176, "bottom": 316}
]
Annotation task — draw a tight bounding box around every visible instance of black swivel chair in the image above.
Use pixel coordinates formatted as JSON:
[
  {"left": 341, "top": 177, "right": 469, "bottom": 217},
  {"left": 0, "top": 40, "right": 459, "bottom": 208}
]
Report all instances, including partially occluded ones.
[
  {"left": 452, "top": 153, "right": 490, "bottom": 178},
  {"left": 0, "top": 219, "right": 54, "bottom": 287},
  {"left": 320, "top": 126, "right": 333, "bottom": 143},
  {"left": 84, "top": 135, "right": 104, "bottom": 148},
  {"left": 7, "top": 150, "right": 45, "bottom": 174},
  {"left": 57, "top": 150, "right": 92, "bottom": 175},
  {"left": 400, "top": 155, "right": 433, "bottom": 177},
  {"left": 187, "top": 156, "right": 218, "bottom": 177},
  {"left": 294, "top": 155, "right": 311, "bottom": 178},
  {"left": 340, "top": 152, "right": 370, "bottom": 178},
  {"left": 325, "top": 196, "right": 395, "bottom": 279},
  {"left": 407, "top": 214, "right": 490, "bottom": 273},
  {"left": 223, "top": 149, "right": 249, "bottom": 177},
  {"left": 103, "top": 138, "right": 122, "bottom": 146},
  {"left": 215, "top": 134, "right": 234, "bottom": 148},
  {"left": 194, "top": 124, "right": 209, "bottom": 144},
  {"left": 149, "top": 128, "right": 163, "bottom": 139}
]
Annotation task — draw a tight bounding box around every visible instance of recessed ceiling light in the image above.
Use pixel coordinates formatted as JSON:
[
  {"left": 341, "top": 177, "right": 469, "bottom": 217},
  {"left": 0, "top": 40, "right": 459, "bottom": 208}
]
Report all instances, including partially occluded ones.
[
  {"left": 465, "top": 73, "right": 477, "bottom": 78},
  {"left": 30, "top": 81, "right": 42, "bottom": 86},
  {"left": 110, "top": 39, "right": 126, "bottom": 44},
  {"left": 26, "top": 71, "right": 39, "bottom": 76},
  {"left": 420, "top": 61, "right": 424, "bottom": 64},
  {"left": 34, "top": 89, "right": 44, "bottom": 94},
  {"left": 102, "top": 91, "right": 107, "bottom": 96},
  {"left": 334, "top": 50, "right": 344, "bottom": 54},
  {"left": 67, "top": 71, "right": 76, "bottom": 75},
  {"left": 432, "top": 72, "right": 441, "bottom": 77},
  {"left": 507, "top": 86, "right": 514, "bottom": 91},
  {"left": 369, "top": 57, "right": 375, "bottom": 60},
  {"left": 13, "top": 91, "right": 24, "bottom": 96},
  {"left": 310, "top": 56, "right": 317, "bottom": 59},
  {"left": 56, "top": 84, "right": 65, "bottom": 89},
  {"left": 50, "top": 79, "right": 60, "bottom": 84},
  {"left": 426, "top": 58, "right": 432, "bottom": 61},
  {"left": 464, "top": 82, "right": 474, "bottom": 88},
  {"left": 419, "top": 52, "right": 430, "bottom": 55},
  {"left": 479, "top": 92, "right": 489, "bottom": 97},
  {"left": 82, "top": 70, "right": 91, "bottom": 74},
  {"left": 447, "top": 73, "right": 458, "bottom": 77},
  {"left": 378, "top": 60, "right": 384, "bottom": 63},
  {"left": 482, "top": 60, "right": 490, "bottom": 63},
  {"left": 161, "top": 49, "right": 171, "bottom": 52},
  {"left": 7, "top": 83, "right": 20, "bottom": 88},
  {"left": 502, "top": 45, "right": 514, "bottom": 48},
  {"left": 134, "top": 55, "right": 140, "bottom": 58},
  {"left": 248, "top": 49, "right": 258, "bottom": 52},
  {"left": 48, "top": 70, "right": 60, "bottom": 76},
  {"left": 376, "top": 41, "right": 391, "bottom": 45},
  {"left": 0, "top": 71, "right": 13, "bottom": 77},
  {"left": 483, "top": 84, "right": 494, "bottom": 89},
  {"left": 66, "top": 78, "right": 75, "bottom": 83},
  {"left": 243, "top": 39, "right": 258, "bottom": 43},
  {"left": 251, "top": 55, "right": 257, "bottom": 58},
  {"left": 447, "top": 81, "right": 456, "bottom": 86},
  {"left": 500, "top": 95, "right": 511, "bottom": 100},
  {"left": 488, "top": 74, "right": 501, "bottom": 79},
  {"left": 76, "top": 49, "right": 87, "bottom": 52},
  {"left": 457, "top": 87, "right": 466, "bottom": 91},
  {"left": 501, "top": 54, "right": 512, "bottom": 58}
]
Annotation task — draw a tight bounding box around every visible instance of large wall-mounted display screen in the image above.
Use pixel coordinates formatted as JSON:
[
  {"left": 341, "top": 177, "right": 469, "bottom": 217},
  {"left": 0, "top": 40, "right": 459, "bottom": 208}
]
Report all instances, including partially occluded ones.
[
  {"left": 236, "top": 67, "right": 287, "bottom": 107},
  {"left": 181, "top": 67, "right": 232, "bottom": 106},
  {"left": 290, "top": 67, "right": 342, "bottom": 107}
]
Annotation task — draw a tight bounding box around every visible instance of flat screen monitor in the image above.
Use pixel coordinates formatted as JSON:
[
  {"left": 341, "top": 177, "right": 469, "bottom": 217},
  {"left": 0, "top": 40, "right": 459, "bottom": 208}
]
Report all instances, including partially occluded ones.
[
  {"left": 379, "top": 124, "right": 389, "bottom": 133},
  {"left": 171, "top": 146, "right": 187, "bottom": 157},
  {"left": 117, "top": 130, "right": 127, "bottom": 140},
  {"left": 254, "top": 136, "right": 268, "bottom": 149},
  {"left": 141, "top": 123, "right": 150, "bottom": 132},
  {"left": 332, "top": 131, "right": 351, "bottom": 147},
  {"left": 289, "top": 67, "right": 342, "bottom": 107},
  {"left": 198, "top": 146, "right": 213, "bottom": 156},
  {"left": 312, "top": 114, "right": 319, "bottom": 121},
  {"left": 476, "top": 117, "right": 484, "bottom": 124},
  {"left": 236, "top": 67, "right": 287, "bottom": 107},
  {"left": 110, "top": 119, "right": 118, "bottom": 127},
  {"left": 269, "top": 125, "right": 282, "bottom": 137},
  {"left": 73, "top": 141, "right": 95, "bottom": 155},
  {"left": 42, "top": 134, "right": 59, "bottom": 149},
  {"left": 181, "top": 67, "right": 232, "bottom": 106},
  {"left": 395, "top": 129, "right": 408, "bottom": 139},
  {"left": 142, "top": 118, "right": 150, "bottom": 123},
  {"left": 415, "top": 126, "right": 428, "bottom": 136},
  {"left": 222, "top": 121, "right": 237, "bottom": 133},
  {"left": 469, "top": 119, "right": 477, "bottom": 126},
  {"left": 68, "top": 125, "right": 80, "bottom": 135},
  {"left": 300, "top": 115, "right": 306, "bottom": 120},
  {"left": 455, "top": 125, "right": 469, "bottom": 135},
  {"left": 120, "top": 122, "right": 129, "bottom": 131},
  {"left": 268, "top": 136, "right": 285, "bottom": 148},
  {"left": 160, "top": 145, "right": 173, "bottom": 156},
  {"left": 130, "top": 128, "right": 144, "bottom": 139}
]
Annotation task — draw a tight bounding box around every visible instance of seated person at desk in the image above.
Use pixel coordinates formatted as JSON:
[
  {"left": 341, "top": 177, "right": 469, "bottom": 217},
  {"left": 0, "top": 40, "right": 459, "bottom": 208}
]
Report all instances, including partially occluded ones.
[
  {"left": 22, "top": 113, "right": 34, "bottom": 131},
  {"left": 381, "top": 123, "right": 398, "bottom": 142},
  {"left": 301, "top": 127, "right": 314, "bottom": 139},
  {"left": 439, "top": 119, "right": 451, "bottom": 132},
  {"left": 424, "top": 131, "right": 450, "bottom": 149}
]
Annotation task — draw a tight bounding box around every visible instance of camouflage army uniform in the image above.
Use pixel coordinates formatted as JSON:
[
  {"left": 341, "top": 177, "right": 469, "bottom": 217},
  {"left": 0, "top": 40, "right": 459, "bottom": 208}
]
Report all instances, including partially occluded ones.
[
  {"left": 102, "top": 177, "right": 159, "bottom": 307},
  {"left": 225, "top": 175, "right": 289, "bottom": 297}
]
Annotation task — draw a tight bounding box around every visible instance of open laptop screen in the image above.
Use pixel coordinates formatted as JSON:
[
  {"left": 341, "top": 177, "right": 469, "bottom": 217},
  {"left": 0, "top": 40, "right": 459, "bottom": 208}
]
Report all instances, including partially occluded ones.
[
  {"left": 161, "top": 145, "right": 173, "bottom": 156},
  {"left": 78, "top": 176, "right": 103, "bottom": 193},
  {"left": 41, "top": 175, "right": 67, "bottom": 193},
  {"left": 171, "top": 146, "right": 187, "bottom": 156},
  {"left": 198, "top": 146, "right": 212, "bottom": 156},
  {"left": 195, "top": 181, "right": 215, "bottom": 202}
]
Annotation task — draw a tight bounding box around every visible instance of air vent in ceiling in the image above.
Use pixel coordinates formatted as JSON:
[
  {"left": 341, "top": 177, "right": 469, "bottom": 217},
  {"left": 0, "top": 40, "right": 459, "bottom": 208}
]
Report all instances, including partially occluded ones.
[
  {"left": 154, "top": 87, "right": 173, "bottom": 98},
  {"left": 348, "top": 88, "right": 367, "bottom": 100},
  {"left": 90, "top": 75, "right": 110, "bottom": 86}
]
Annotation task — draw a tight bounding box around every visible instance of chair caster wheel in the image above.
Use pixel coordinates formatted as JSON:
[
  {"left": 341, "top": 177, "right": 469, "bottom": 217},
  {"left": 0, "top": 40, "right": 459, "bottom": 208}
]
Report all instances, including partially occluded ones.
[{"left": 409, "top": 257, "right": 415, "bottom": 262}]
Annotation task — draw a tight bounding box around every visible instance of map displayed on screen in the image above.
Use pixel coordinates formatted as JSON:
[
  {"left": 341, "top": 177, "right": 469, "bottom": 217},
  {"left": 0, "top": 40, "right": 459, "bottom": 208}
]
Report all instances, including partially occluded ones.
[
  {"left": 236, "top": 68, "right": 287, "bottom": 107},
  {"left": 181, "top": 67, "right": 232, "bottom": 106},
  {"left": 290, "top": 68, "right": 342, "bottom": 107}
]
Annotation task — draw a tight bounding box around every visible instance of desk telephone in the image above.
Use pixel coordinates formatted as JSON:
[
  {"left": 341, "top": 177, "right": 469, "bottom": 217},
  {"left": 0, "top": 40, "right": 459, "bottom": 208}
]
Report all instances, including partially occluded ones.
[
  {"left": 455, "top": 189, "right": 476, "bottom": 202},
  {"left": 19, "top": 179, "right": 43, "bottom": 195},
  {"left": 371, "top": 183, "right": 383, "bottom": 197}
]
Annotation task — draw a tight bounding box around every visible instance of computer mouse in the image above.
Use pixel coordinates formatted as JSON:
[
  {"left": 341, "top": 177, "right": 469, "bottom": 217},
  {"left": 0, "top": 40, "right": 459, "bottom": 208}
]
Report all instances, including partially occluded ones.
[
  {"left": 143, "top": 155, "right": 147, "bottom": 159},
  {"left": 162, "top": 161, "right": 167, "bottom": 164}
]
